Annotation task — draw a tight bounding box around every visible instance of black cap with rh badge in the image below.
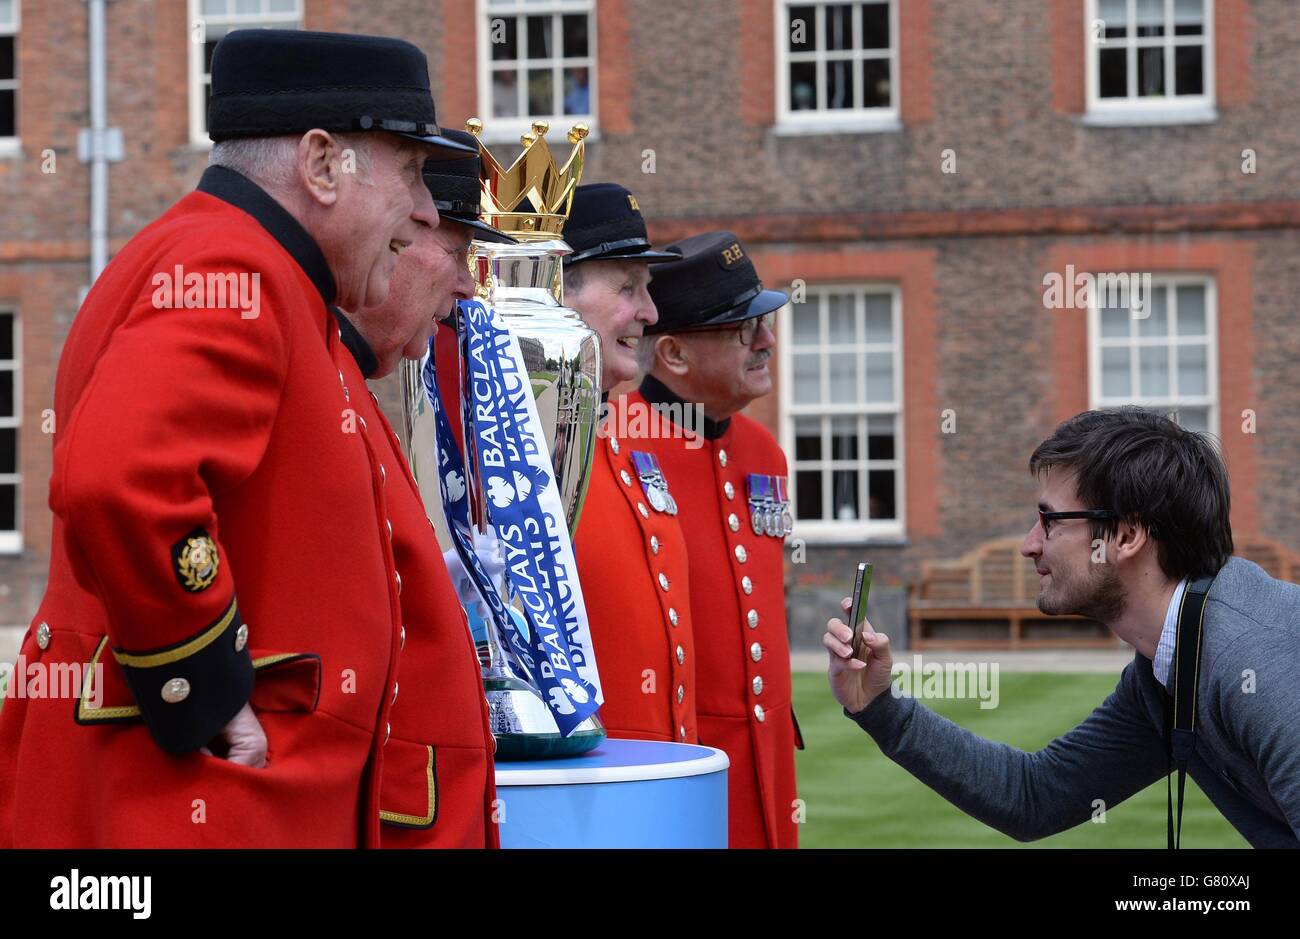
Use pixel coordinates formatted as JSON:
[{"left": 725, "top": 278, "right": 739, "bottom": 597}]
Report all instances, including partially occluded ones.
[
  {"left": 206, "top": 29, "right": 476, "bottom": 159},
  {"left": 644, "top": 231, "right": 789, "bottom": 335}
]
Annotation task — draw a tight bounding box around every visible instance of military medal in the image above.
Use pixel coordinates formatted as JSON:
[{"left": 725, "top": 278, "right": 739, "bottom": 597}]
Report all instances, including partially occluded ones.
[
  {"left": 776, "top": 476, "right": 794, "bottom": 535},
  {"left": 632, "top": 451, "right": 675, "bottom": 514},
  {"left": 746, "top": 474, "right": 768, "bottom": 535}
]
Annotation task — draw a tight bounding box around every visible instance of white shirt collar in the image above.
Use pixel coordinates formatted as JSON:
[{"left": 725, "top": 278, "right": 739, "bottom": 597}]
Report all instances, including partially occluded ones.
[{"left": 1152, "top": 578, "right": 1190, "bottom": 691}]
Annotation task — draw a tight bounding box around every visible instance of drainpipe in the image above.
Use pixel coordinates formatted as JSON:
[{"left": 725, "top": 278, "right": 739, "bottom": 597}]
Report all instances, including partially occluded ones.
[{"left": 78, "top": 0, "right": 122, "bottom": 288}]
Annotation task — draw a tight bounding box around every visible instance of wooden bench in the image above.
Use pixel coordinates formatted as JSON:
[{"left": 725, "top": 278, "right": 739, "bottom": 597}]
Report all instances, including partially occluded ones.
[{"left": 908, "top": 534, "right": 1300, "bottom": 650}]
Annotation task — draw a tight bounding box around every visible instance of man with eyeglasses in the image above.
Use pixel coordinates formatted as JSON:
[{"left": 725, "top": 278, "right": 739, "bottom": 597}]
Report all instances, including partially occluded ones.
[
  {"left": 824, "top": 408, "right": 1300, "bottom": 848},
  {"left": 636, "top": 231, "right": 802, "bottom": 849}
]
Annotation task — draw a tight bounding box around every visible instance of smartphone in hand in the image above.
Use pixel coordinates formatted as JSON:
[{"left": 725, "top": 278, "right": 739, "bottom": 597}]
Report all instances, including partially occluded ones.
[{"left": 848, "top": 562, "right": 873, "bottom": 662}]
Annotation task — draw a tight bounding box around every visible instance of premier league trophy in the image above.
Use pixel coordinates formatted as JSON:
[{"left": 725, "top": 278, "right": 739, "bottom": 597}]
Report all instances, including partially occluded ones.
[{"left": 400, "top": 119, "right": 605, "bottom": 759}]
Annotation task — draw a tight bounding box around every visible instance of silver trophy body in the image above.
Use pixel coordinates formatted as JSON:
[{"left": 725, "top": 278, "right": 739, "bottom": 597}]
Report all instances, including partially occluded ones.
[{"left": 400, "top": 236, "right": 605, "bottom": 760}]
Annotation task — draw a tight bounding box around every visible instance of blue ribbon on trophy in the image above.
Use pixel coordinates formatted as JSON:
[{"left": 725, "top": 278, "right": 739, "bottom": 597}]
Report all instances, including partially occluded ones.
[
  {"left": 425, "top": 298, "right": 603, "bottom": 735},
  {"left": 421, "top": 345, "right": 535, "bottom": 676}
]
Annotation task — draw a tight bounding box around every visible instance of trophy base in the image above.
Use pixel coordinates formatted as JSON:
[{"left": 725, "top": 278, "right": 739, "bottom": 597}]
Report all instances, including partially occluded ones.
[{"left": 485, "top": 678, "right": 607, "bottom": 760}]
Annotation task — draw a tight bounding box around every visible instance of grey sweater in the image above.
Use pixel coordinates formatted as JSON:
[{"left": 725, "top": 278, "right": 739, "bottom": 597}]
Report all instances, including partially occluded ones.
[{"left": 849, "top": 557, "right": 1300, "bottom": 847}]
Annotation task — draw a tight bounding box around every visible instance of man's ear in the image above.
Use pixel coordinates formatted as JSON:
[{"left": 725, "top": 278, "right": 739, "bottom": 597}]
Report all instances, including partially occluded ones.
[
  {"left": 657, "top": 335, "right": 691, "bottom": 378},
  {"left": 1111, "top": 517, "right": 1151, "bottom": 565},
  {"left": 297, "top": 129, "right": 343, "bottom": 207}
]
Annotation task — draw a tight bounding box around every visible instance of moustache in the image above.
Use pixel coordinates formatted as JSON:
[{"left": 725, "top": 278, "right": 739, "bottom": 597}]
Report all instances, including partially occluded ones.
[{"left": 746, "top": 349, "right": 772, "bottom": 369}]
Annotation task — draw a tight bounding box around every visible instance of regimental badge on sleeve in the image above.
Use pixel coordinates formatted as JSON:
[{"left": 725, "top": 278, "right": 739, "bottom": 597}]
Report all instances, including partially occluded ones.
[
  {"left": 172, "top": 527, "right": 220, "bottom": 592},
  {"left": 747, "top": 474, "right": 794, "bottom": 538},
  {"left": 630, "top": 451, "right": 677, "bottom": 515}
]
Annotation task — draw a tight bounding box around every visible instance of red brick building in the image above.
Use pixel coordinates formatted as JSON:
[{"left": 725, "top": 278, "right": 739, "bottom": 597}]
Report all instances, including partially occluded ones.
[{"left": 2, "top": 0, "right": 1297, "bottom": 648}]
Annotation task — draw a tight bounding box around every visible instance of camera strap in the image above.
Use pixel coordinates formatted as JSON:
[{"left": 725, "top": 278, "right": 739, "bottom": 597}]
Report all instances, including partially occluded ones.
[{"left": 1166, "top": 573, "right": 1216, "bottom": 849}]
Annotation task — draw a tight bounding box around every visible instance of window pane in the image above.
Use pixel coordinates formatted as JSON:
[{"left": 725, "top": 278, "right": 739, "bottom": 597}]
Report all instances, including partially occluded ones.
[
  {"left": 0, "top": 312, "right": 12, "bottom": 359},
  {"left": 861, "top": 58, "right": 890, "bottom": 108},
  {"left": 1136, "top": 0, "right": 1164, "bottom": 37},
  {"left": 268, "top": 0, "right": 297, "bottom": 12},
  {"left": 1100, "top": 304, "right": 1129, "bottom": 338},
  {"left": 792, "top": 305, "right": 819, "bottom": 346},
  {"left": 1174, "top": 0, "right": 1205, "bottom": 35},
  {"left": 1174, "top": 46, "right": 1203, "bottom": 95},
  {"left": 1098, "top": 0, "right": 1127, "bottom": 37},
  {"left": 562, "top": 14, "right": 588, "bottom": 57},
  {"left": 0, "top": 427, "right": 14, "bottom": 474},
  {"left": 868, "top": 469, "right": 896, "bottom": 519},
  {"left": 489, "top": 15, "right": 519, "bottom": 60},
  {"left": 863, "top": 294, "right": 891, "bottom": 342},
  {"left": 827, "top": 294, "right": 855, "bottom": 343},
  {"left": 1137, "top": 286, "right": 1167, "bottom": 337},
  {"left": 527, "top": 67, "right": 552, "bottom": 116},
  {"left": 1137, "top": 47, "right": 1165, "bottom": 96},
  {"left": 826, "top": 4, "right": 854, "bottom": 51},
  {"left": 793, "top": 352, "right": 821, "bottom": 403},
  {"left": 492, "top": 70, "right": 520, "bottom": 117},
  {"left": 832, "top": 470, "right": 859, "bottom": 520},
  {"left": 789, "top": 61, "right": 817, "bottom": 110},
  {"left": 1177, "top": 345, "right": 1208, "bottom": 396},
  {"left": 0, "top": 483, "right": 14, "bottom": 531},
  {"left": 825, "top": 59, "right": 855, "bottom": 109},
  {"left": 831, "top": 416, "right": 858, "bottom": 459},
  {"left": 563, "top": 67, "right": 589, "bottom": 114},
  {"left": 867, "top": 416, "right": 895, "bottom": 460},
  {"left": 1175, "top": 285, "right": 1206, "bottom": 335},
  {"left": 865, "top": 351, "right": 893, "bottom": 403},
  {"left": 788, "top": 5, "right": 816, "bottom": 51},
  {"left": 1099, "top": 48, "right": 1127, "bottom": 98},
  {"left": 1138, "top": 345, "right": 1169, "bottom": 396},
  {"left": 796, "top": 470, "right": 823, "bottom": 519},
  {"left": 0, "top": 370, "right": 12, "bottom": 417},
  {"left": 1175, "top": 407, "right": 1209, "bottom": 433},
  {"left": 795, "top": 417, "right": 822, "bottom": 460},
  {"left": 828, "top": 352, "right": 857, "bottom": 401},
  {"left": 526, "top": 15, "right": 552, "bottom": 59},
  {"left": 1102, "top": 347, "right": 1130, "bottom": 396},
  {"left": 0, "top": 36, "right": 14, "bottom": 79},
  {"left": 234, "top": 0, "right": 260, "bottom": 15},
  {"left": 202, "top": 0, "right": 226, "bottom": 15},
  {"left": 860, "top": 2, "right": 890, "bottom": 49}
]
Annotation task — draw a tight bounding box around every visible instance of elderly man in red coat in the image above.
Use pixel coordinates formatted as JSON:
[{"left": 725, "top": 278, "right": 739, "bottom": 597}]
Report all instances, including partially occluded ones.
[
  {"left": 338, "top": 131, "right": 520, "bottom": 847},
  {"left": 563, "top": 184, "right": 700, "bottom": 746},
  {"left": 635, "top": 231, "right": 802, "bottom": 848},
  {"left": 0, "top": 30, "right": 488, "bottom": 847}
]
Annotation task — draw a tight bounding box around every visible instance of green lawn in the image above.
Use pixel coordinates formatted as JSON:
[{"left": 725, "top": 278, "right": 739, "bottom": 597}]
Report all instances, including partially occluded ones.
[{"left": 791, "top": 671, "right": 1249, "bottom": 848}]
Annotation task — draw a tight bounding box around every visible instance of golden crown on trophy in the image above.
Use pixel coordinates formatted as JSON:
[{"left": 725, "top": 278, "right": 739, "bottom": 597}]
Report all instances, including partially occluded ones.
[{"left": 466, "top": 118, "right": 588, "bottom": 240}]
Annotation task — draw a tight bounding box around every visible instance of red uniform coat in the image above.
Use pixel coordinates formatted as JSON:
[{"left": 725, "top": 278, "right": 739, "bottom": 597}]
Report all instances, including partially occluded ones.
[
  {"left": 574, "top": 396, "right": 697, "bottom": 745},
  {"left": 333, "top": 329, "right": 498, "bottom": 848},
  {"left": 0, "top": 166, "right": 489, "bottom": 847},
  {"left": 633, "top": 379, "right": 800, "bottom": 848}
]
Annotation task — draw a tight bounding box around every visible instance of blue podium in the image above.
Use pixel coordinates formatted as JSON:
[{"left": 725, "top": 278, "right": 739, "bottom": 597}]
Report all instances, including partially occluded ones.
[{"left": 494, "top": 739, "right": 729, "bottom": 848}]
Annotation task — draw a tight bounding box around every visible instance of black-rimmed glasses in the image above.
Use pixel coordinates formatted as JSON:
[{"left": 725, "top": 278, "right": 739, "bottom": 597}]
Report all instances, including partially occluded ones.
[{"left": 1038, "top": 509, "right": 1117, "bottom": 538}]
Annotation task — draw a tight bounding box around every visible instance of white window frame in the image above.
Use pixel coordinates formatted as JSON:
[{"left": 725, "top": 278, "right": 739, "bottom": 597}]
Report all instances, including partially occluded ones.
[
  {"left": 187, "top": 0, "right": 303, "bottom": 148},
  {"left": 1087, "top": 274, "right": 1219, "bottom": 437},
  {"left": 476, "top": 0, "right": 597, "bottom": 143},
  {"left": 774, "top": 0, "right": 901, "bottom": 135},
  {"left": 1084, "top": 0, "right": 1217, "bottom": 126},
  {"left": 0, "top": 308, "right": 20, "bottom": 554},
  {"left": 0, "top": 0, "right": 20, "bottom": 155},
  {"left": 779, "top": 284, "right": 906, "bottom": 542}
]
